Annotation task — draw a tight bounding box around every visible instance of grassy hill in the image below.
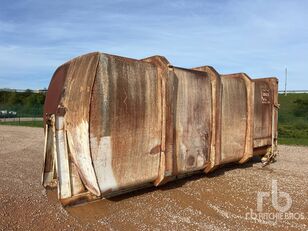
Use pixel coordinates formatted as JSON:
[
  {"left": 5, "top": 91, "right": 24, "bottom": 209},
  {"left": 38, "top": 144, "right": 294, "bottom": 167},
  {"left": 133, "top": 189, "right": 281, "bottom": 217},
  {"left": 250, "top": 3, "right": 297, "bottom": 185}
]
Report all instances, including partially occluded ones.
[{"left": 278, "top": 93, "right": 308, "bottom": 145}]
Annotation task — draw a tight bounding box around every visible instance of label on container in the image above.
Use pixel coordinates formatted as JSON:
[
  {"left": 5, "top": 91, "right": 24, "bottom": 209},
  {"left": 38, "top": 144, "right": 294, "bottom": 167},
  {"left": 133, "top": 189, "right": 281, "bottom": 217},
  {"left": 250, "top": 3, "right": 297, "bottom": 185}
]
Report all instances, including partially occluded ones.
[{"left": 261, "top": 88, "right": 271, "bottom": 104}]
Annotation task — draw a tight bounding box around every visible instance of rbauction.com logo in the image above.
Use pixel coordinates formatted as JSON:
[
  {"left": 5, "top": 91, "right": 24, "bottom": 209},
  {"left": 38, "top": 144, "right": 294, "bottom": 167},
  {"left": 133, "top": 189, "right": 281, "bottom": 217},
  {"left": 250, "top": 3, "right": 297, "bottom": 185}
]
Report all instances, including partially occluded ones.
[{"left": 246, "top": 179, "right": 305, "bottom": 222}]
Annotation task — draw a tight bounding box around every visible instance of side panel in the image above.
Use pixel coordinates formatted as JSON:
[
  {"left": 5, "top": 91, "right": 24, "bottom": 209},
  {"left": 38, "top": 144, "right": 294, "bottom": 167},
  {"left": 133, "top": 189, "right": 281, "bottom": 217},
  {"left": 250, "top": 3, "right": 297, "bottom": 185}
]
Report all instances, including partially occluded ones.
[
  {"left": 90, "top": 54, "right": 161, "bottom": 194},
  {"left": 253, "top": 80, "right": 272, "bottom": 148},
  {"left": 192, "top": 66, "right": 222, "bottom": 172},
  {"left": 173, "top": 68, "right": 211, "bottom": 174},
  {"left": 220, "top": 77, "right": 247, "bottom": 164},
  {"left": 140, "top": 56, "right": 175, "bottom": 185},
  {"left": 253, "top": 77, "right": 279, "bottom": 155}
]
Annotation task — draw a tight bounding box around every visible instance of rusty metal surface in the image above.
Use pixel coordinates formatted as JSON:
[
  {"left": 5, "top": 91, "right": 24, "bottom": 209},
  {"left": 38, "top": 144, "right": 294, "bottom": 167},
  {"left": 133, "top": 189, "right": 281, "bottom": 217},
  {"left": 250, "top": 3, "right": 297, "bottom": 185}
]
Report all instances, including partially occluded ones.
[
  {"left": 252, "top": 77, "right": 279, "bottom": 161},
  {"left": 253, "top": 78, "right": 279, "bottom": 149},
  {"left": 192, "top": 66, "right": 222, "bottom": 172},
  {"left": 43, "top": 63, "right": 69, "bottom": 124},
  {"left": 172, "top": 67, "right": 212, "bottom": 174},
  {"left": 60, "top": 52, "right": 101, "bottom": 198},
  {"left": 89, "top": 54, "right": 162, "bottom": 194},
  {"left": 42, "top": 118, "right": 56, "bottom": 187},
  {"left": 42, "top": 52, "right": 279, "bottom": 206},
  {"left": 220, "top": 73, "right": 254, "bottom": 164},
  {"left": 141, "top": 56, "right": 173, "bottom": 185},
  {"left": 253, "top": 79, "right": 273, "bottom": 148}
]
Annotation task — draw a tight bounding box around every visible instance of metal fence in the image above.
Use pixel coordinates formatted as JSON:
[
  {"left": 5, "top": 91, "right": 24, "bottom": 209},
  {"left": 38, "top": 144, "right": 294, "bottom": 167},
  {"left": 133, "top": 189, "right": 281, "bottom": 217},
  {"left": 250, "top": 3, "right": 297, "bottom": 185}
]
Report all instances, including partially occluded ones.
[{"left": 0, "top": 90, "right": 44, "bottom": 126}]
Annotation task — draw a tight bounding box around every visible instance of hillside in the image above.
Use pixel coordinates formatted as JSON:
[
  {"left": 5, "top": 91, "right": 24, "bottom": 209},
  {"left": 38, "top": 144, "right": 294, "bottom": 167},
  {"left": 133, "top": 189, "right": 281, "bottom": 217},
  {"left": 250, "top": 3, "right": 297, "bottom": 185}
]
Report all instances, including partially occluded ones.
[{"left": 278, "top": 93, "right": 308, "bottom": 145}]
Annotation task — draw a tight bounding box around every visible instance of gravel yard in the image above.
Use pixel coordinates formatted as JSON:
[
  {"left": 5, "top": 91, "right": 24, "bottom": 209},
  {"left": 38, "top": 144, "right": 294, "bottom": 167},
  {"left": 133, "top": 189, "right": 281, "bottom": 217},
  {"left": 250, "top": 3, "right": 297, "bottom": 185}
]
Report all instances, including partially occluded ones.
[{"left": 0, "top": 125, "right": 307, "bottom": 231}]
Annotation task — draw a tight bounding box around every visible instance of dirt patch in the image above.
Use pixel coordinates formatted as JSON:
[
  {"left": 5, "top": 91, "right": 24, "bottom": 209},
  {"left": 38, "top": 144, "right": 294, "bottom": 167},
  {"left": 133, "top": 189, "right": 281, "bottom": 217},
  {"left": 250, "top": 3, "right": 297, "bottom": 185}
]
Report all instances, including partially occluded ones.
[{"left": 0, "top": 125, "right": 307, "bottom": 230}]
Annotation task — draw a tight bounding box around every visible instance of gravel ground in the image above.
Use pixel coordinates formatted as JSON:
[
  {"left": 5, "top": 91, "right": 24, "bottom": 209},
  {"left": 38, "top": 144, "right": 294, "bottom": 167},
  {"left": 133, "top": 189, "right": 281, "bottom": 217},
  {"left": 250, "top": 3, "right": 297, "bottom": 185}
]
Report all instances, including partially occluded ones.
[{"left": 0, "top": 125, "right": 307, "bottom": 231}]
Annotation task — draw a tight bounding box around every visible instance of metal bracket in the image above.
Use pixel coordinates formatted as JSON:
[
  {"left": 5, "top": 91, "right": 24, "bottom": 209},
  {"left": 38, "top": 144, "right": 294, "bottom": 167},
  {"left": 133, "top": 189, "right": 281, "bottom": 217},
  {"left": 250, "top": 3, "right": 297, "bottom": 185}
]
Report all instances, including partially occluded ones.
[{"left": 261, "top": 147, "right": 278, "bottom": 167}]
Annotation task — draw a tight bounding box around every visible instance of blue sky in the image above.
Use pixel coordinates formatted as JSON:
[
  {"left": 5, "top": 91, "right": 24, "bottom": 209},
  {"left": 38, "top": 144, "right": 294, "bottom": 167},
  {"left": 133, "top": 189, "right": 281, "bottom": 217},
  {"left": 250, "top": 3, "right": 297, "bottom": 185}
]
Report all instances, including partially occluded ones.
[{"left": 0, "top": 0, "right": 307, "bottom": 90}]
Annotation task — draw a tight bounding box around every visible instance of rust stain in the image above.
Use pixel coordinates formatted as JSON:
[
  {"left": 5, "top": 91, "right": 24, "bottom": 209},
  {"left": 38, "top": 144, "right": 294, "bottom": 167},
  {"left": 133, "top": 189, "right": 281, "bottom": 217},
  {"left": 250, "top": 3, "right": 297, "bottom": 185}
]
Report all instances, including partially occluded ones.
[
  {"left": 186, "top": 155, "right": 195, "bottom": 166},
  {"left": 150, "top": 145, "right": 161, "bottom": 155}
]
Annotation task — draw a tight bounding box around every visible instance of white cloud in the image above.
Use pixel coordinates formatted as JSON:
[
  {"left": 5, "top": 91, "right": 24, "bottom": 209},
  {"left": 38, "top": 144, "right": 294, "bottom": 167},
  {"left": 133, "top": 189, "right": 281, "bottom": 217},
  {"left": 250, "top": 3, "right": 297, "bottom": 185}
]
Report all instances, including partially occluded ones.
[{"left": 0, "top": 0, "right": 307, "bottom": 89}]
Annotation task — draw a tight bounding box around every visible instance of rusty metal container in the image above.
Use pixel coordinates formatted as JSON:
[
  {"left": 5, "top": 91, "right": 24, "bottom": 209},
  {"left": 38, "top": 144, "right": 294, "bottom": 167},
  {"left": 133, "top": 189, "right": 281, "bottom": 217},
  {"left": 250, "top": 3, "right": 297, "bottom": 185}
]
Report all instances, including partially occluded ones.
[{"left": 42, "top": 52, "right": 278, "bottom": 206}]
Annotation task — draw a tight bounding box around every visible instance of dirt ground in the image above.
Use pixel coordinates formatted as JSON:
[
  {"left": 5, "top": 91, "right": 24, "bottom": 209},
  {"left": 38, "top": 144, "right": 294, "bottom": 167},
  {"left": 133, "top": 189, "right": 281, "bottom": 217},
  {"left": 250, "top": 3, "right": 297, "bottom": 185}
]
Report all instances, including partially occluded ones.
[{"left": 0, "top": 125, "right": 307, "bottom": 231}]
